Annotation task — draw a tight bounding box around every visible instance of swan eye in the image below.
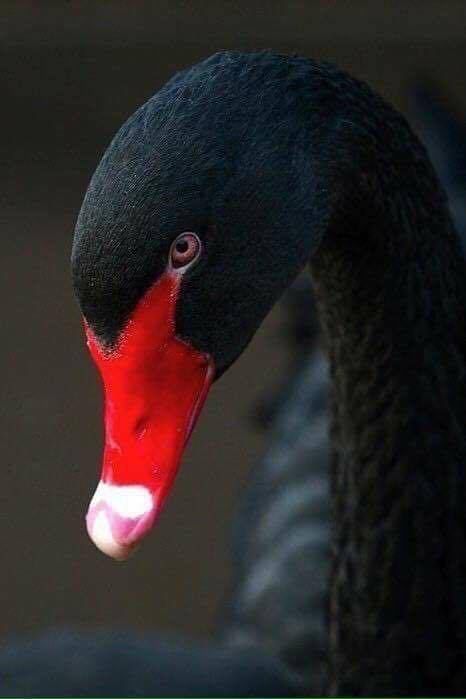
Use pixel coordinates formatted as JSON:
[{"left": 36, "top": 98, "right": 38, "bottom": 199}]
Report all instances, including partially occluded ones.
[{"left": 170, "top": 232, "right": 201, "bottom": 269}]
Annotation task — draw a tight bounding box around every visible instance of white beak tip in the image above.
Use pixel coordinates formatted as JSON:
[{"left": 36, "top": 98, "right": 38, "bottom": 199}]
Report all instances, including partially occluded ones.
[
  {"left": 85, "top": 482, "right": 156, "bottom": 560},
  {"left": 87, "top": 510, "right": 136, "bottom": 561}
]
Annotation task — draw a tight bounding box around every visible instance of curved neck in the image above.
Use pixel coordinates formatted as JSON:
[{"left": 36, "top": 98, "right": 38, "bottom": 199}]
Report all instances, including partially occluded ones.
[
  {"left": 226, "top": 61, "right": 466, "bottom": 695},
  {"left": 311, "top": 164, "right": 466, "bottom": 694}
]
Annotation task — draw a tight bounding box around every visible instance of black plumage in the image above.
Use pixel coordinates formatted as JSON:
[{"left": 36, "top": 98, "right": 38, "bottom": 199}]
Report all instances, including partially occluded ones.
[
  {"left": 3, "top": 52, "right": 466, "bottom": 696},
  {"left": 0, "top": 631, "right": 294, "bottom": 698},
  {"left": 72, "top": 52, "right": 466, "bottom": 695}
]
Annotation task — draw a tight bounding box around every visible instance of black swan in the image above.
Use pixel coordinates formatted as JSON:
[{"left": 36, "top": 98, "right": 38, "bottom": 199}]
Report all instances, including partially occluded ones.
[
  {"left": 2, "top": 52, "right": 466, "bottom": 696},
  {"left": 70, "top": 51, "right": 466, "bottom": 695}
]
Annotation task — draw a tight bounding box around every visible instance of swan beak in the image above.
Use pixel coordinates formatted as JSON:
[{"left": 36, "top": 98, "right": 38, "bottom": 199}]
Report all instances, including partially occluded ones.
[{"left": 83, "top": 272, "right": 214, "bottom": 560}]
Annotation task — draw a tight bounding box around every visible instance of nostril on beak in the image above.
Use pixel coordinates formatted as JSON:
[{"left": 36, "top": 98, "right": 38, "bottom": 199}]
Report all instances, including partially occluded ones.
[{"left": 134, "top": 416, "right": 149, "bottom": 440}]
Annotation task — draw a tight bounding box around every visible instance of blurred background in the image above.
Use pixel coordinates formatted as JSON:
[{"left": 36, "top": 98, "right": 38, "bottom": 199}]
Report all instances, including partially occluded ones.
[{"left": 1, "top": 1, "right": 465, "bottom": 642}]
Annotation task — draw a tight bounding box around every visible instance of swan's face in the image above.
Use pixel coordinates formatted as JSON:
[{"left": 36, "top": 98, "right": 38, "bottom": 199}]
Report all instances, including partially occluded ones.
[{"left": 72, "top": 52, "right": 315, "bottom": 559}]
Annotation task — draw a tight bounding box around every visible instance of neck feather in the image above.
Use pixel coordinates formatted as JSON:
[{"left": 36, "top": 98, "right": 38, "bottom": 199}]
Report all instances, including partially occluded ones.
[{"left": 311, "top": 162, "right": 466, "bottom": 694}]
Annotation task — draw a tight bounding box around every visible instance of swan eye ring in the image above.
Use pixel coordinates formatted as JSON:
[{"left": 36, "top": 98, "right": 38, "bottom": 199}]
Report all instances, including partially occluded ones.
[{"left": 170, "top": 232, "right": 201, "bottom": 269}]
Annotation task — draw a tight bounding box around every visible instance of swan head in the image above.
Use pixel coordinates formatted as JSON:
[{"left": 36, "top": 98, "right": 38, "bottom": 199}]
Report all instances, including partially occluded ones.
[{"left": 72, "top": 51, "right": 324, "bottom": 559}]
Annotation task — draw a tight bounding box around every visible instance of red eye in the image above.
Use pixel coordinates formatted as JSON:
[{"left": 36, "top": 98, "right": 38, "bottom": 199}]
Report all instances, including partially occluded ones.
[{"left": 170, "top": 232, "right": 201, "bottom": 269}]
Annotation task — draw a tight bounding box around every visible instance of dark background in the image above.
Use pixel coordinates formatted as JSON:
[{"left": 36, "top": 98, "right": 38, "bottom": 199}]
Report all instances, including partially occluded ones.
[{"left": 1, "top": 1, "right": 465, "bottom": 641}]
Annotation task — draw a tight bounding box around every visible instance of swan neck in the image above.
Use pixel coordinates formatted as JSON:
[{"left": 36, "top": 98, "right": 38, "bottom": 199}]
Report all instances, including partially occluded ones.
[{"left": 311, "top": 197, "right": 466, "bottom": 693}]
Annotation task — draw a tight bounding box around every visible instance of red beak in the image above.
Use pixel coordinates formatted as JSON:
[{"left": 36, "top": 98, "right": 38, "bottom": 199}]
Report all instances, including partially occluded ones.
[{"left": 84, "top": 271, "right": 214, "bottom": 560}]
